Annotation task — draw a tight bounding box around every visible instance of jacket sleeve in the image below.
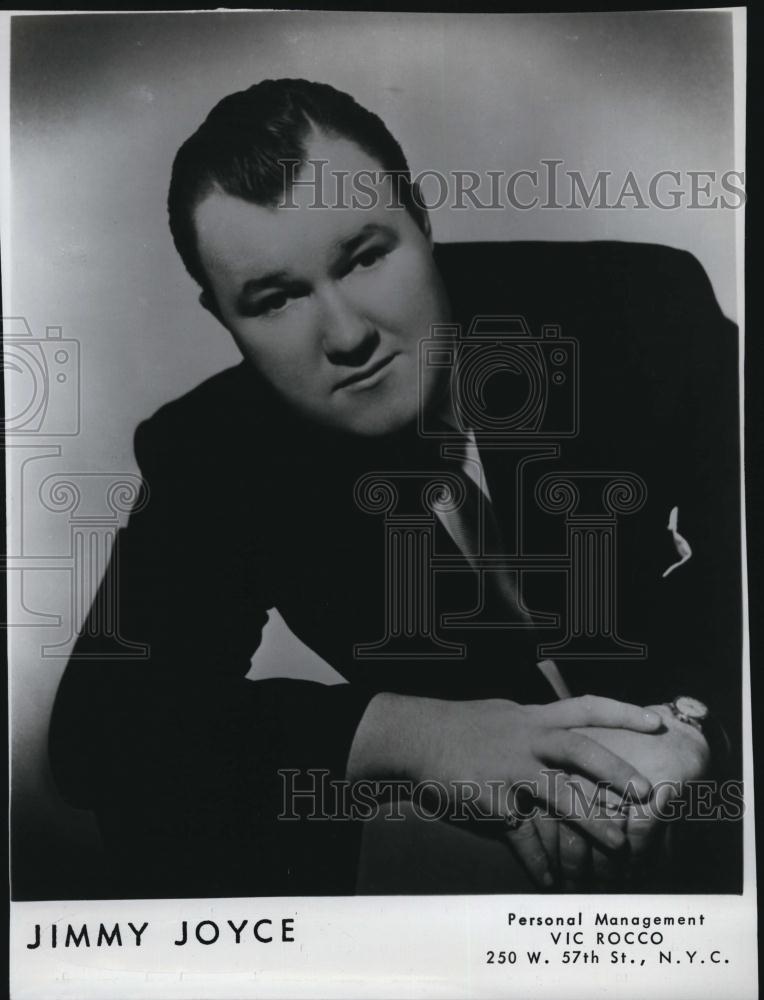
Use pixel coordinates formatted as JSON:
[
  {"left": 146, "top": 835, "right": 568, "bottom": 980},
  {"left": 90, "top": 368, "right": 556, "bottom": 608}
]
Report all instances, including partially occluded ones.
[{"left": 48, "top": 404, "right": 377, "bottom": 896}]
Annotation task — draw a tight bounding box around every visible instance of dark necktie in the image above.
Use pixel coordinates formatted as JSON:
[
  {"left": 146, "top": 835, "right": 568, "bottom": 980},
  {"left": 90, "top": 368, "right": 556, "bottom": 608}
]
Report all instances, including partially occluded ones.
[
  {"left": 435, "top": 437, "right": 570, "bottom": 697},
  {"left": 433, "top": 432, "right": 535, "bottom": 630}
]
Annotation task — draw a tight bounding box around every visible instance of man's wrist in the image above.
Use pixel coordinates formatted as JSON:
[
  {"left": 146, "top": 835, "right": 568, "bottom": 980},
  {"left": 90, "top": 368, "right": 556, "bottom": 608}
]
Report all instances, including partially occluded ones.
[
  {"left": 638, "top": 703, "right": 711, "bottom": 788},
  {"left": 654, "top": 696, "right": 730, "bottom": 777},
  {"left": 648, "top": 703, "right": 710, "bottom": 747}
]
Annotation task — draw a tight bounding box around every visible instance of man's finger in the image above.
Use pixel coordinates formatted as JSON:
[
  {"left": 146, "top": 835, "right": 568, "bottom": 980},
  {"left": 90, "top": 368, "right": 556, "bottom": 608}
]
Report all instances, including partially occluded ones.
[
  {"left": 532, "top": 814, "right": 559, "bottom": 877},
  {"left": 559, "top": 821, "right": 591, "bottom": 890},
  {"left": 504, "top": 820, "right": 555, "bottom": 889},
  {"left": 541, "top": 770, "right": 629, "bottom": 852},
  {"left": 541, "top": 730, "right": 653, "bottom": 799},
  {"left": 541, "top": 695, "right": 661, "bottom": 733},
  {"left": 591, "top": 786, "right": 629, "bottom": 885},
  {"left": 626, "top": 783, "right": 674, "bottom": 859}
]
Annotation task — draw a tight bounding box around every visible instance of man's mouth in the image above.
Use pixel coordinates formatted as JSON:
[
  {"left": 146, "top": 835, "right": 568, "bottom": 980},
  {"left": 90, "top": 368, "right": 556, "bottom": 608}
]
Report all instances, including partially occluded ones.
[{"left": 334, "top": 353, "right": 398, "bottom": 391}]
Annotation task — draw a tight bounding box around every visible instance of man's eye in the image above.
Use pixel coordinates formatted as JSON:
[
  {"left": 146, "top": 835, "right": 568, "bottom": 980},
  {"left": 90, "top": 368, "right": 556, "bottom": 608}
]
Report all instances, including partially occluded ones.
[
  {"left": 351, "top": 247, "right": 389, "bottom": 271},
  {"left": 247, "top": 292, "right": 289, "bottom": 317}
]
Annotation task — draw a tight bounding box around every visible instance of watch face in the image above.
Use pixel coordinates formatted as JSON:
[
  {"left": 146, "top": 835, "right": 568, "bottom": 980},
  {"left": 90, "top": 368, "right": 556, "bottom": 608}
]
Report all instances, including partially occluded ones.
[{"left": 675, "top": 696, "right": 709, "bottom": 720}]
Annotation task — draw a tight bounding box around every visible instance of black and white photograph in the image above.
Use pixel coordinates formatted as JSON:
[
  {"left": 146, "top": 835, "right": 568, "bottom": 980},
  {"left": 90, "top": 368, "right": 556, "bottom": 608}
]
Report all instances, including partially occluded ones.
[{"left": 4, "top": 7, "right": 755, "bottom": 999}]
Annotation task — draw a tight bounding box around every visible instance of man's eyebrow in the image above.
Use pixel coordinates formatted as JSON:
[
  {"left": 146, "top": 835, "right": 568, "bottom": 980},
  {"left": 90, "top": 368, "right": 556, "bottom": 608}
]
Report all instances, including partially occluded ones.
[{"left": 238, "top": 270, "right": 296, "bottom": 298}]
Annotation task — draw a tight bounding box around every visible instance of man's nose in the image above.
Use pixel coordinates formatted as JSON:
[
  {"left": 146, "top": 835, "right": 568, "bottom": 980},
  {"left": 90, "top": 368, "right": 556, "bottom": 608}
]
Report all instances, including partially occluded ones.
[{"left": 318, "top": 286, "right": 379, "bottom": 366}]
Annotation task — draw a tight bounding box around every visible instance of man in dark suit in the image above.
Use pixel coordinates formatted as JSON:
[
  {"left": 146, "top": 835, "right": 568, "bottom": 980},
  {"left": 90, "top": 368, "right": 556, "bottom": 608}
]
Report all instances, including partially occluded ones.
[{"left": 49, "top": 79, "right": 742, "bottom": 898}]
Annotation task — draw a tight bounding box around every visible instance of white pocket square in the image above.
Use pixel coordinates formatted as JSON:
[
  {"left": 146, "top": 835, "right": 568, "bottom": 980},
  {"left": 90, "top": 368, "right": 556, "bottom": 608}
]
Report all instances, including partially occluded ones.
[{"left": 662, "top": 505, "right": 693, "bottom": 578}]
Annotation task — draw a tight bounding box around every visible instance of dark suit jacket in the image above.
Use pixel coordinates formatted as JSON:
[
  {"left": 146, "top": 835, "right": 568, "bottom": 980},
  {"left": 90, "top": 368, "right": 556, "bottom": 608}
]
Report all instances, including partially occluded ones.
[{"left": 49, "top": 241, "right": 742, "bottom": 897}]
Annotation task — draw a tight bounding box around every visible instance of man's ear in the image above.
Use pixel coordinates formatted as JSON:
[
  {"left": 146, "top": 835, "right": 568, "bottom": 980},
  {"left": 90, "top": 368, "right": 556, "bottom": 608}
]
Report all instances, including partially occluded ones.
[
  {"left": 408, "top": 181, "right": 432, "bottom": 244},
  {"left": 199, "top": 288, "right": 224, "bottom": 325}
]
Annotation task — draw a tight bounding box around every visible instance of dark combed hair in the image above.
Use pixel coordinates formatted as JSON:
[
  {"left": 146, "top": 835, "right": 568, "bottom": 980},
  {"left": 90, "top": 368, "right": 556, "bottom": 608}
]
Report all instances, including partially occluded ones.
[{"left": 168, "top": 78, "right": 415, "bottom": 289}]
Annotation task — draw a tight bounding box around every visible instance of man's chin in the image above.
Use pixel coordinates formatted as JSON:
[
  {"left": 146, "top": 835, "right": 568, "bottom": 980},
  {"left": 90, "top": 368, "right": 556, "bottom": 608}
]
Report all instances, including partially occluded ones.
[
  {"left": 307, "top": 393, "right": 420, "bottom": 439},
  {"left": 336, "top": 410, "right": 418, "bottom": 439}
]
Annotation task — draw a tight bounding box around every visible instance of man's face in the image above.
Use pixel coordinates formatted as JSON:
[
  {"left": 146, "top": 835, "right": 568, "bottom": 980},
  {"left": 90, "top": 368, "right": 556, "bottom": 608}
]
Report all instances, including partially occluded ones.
[{"left": 193, "top": 131, "right": 451, "bottom": 436}]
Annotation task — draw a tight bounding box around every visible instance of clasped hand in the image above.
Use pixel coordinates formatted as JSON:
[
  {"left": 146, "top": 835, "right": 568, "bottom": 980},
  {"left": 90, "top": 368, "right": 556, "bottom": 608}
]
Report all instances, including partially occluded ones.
[
  {"left": 349, "top": 691, "right": 709, "bottom": 890},
  {"left": 544, "top": 703, "right": 710, "bottom": 890},
  {"left": 411, "top": 694, "right": 667, "bottom": 887}
]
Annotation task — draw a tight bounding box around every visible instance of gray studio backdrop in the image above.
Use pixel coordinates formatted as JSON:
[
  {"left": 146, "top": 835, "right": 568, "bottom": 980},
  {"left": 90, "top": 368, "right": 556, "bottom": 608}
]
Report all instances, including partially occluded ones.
[{"left": 7, "top": 10, "right": 739, "bottom": 897}]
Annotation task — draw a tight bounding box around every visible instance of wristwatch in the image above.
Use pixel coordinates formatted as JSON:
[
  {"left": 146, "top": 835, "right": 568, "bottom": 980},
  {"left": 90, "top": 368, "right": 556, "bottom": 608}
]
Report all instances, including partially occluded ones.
[{"left": 666, "top": 696, "right": 731, "bottom": 771}]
